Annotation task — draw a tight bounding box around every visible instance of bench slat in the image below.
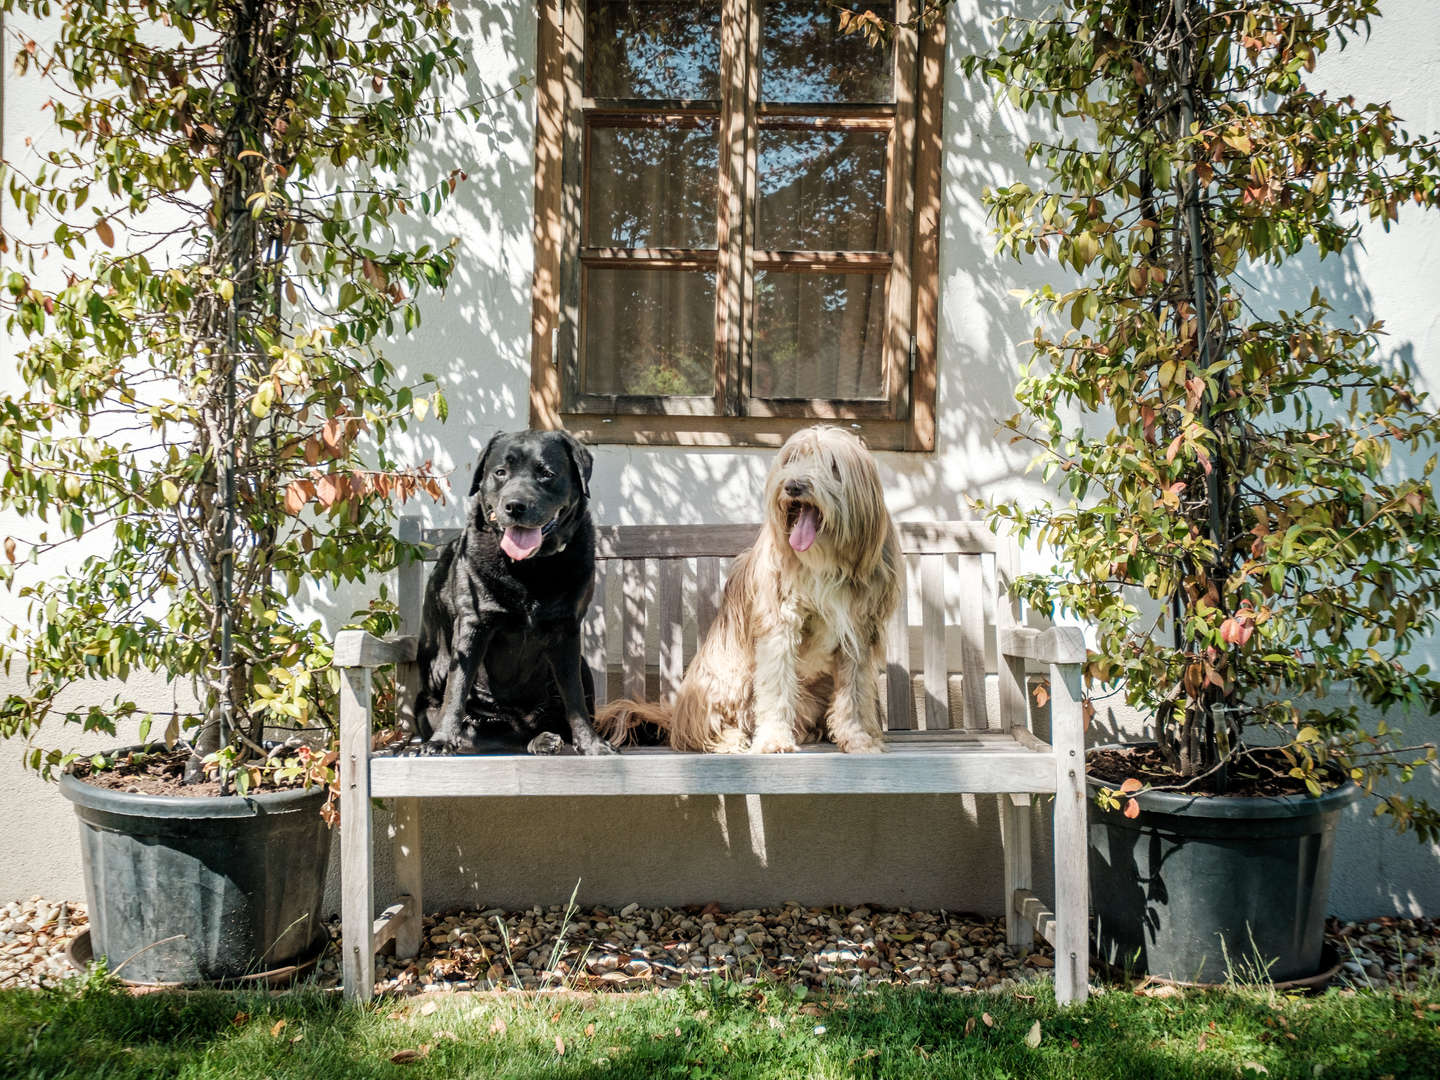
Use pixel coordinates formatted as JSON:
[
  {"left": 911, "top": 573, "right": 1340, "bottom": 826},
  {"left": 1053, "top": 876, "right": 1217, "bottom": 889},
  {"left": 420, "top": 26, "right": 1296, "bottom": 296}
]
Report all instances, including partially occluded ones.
[
  {"left": 369, "top": 736, "right": 1059, "bottom": 798},
  {"left": 885, "top": 566, "right": 913, "bottom": 730},
  {"left": 659, "top": 558, "right": 684, "bottom": 701},
  {"left": 697, "top": 556, "right": 723, "bottom": 642},
  {"left": 920, "top": 554, "right": 948, "bottom": 730},
  {"left": 584, "top": 562, "right": 609, "bottom": 707},
  {"left": 622, "top": 558, "right": 648, "bottom": 700},
  {"left": 957, "top": 553, "right": 988, "bottom": 731}
]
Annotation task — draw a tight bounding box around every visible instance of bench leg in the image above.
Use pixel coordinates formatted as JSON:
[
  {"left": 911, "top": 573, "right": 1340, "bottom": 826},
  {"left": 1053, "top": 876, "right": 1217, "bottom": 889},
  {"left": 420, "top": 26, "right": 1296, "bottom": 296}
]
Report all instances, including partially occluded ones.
[
  {"left": 1001, "top": 793, "right": 1034, "bottom": 950},
  {"left": 340, "top": 668, "right": 375, "bottom": 1002},
  {"left": 393, "top": 797, "right": 423, "bottom": 959},
  {"left": 1050, "top": 660, "right": 1089, "bottom": 1005}
]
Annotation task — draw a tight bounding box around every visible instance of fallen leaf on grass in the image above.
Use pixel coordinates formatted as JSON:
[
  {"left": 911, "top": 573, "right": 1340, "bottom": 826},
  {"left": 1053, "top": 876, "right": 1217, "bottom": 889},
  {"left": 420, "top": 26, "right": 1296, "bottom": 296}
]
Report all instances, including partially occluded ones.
[
  {"left": 848, "top": 1048, "right": 881, "bottom": 1065},
  {"left": 1240, "top": 1063, "right": 1268, "bottom": 1076},
  {"left": 419, "top": 1001, "right": 438, "bottom": 1017},
  {"left": 982, "top": 1012, "right": 995, "bottom": 1027},
  {"left": 270, "top": 1019, "right": 288, "bottom": 1038},
  {"left": 585, "top": 1023, "right": 596, "bottom": 1037},
  {"left": 489, "top": 1017, "right": 508, "bottom": 1036},
  {"left": 555, "top": 1035, "right": 565, "bottom": 1056},
  {"left": 232, "top": 1012, "right": 249, "bottom": 1027},
  {"left": 1024, "top": 1021, "right": 1042, "bottom": 1048},
  {"left": 387, "top": 1010, "right": 408, "bottom": 1021},
  {"left": 964, "top": 1017, "right": 976, "bottom": 1037},
  {"left": 1198, "top": 1032, "right": 1209, "bottom": 1051},
  {"left": 289, "top": 1032, "right": 305, "bottom": 1045}
]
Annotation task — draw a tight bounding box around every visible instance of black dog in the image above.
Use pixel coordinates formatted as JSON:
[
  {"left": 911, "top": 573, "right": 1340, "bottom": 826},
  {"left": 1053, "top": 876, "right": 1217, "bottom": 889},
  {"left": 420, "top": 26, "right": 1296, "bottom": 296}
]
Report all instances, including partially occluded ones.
[{"left": 412, "top": 429, "right": 615, "bottom": 756}]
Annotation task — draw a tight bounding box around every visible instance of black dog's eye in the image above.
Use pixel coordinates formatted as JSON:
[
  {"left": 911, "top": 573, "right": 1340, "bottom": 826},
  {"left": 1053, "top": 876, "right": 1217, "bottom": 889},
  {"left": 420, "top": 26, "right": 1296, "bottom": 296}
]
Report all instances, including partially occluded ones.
[
  {"left": 536, "top": 465, "right": 555, "bottom": 482},
  {"left": 493, "top": 467, "right": 508, "bottom": 480}
]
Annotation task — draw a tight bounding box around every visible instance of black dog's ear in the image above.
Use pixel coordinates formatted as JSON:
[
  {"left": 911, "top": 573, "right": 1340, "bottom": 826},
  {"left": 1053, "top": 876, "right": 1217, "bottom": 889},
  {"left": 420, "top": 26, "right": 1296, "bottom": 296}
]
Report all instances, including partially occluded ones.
[
  {"left": 469, "top": 432, "right": 504, "bottom": 498},
  {"left": 556, "top": 429, "right": 593, "bottom": 500}
]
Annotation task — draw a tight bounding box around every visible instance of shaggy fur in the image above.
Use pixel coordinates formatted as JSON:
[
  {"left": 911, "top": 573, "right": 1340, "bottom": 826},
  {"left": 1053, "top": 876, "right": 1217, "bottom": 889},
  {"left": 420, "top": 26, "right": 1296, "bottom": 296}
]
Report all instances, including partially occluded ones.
[{"left": 600, "top": 425, "right": 901, "bottom": 753}]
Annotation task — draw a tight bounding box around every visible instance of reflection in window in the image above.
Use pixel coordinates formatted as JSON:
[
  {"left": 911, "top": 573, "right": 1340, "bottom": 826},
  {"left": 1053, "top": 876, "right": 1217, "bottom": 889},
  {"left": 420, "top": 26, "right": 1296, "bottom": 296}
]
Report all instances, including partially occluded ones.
[
  {"left": 586, "top": 0, "right": 723, "bottom": 99},
  {"left": 588, "top": 123, "right": 720, "bottom": 248},
  {"left": 752, "top": 271, "right": 887, "bottom": 399},
  {"left": 583, "top": 268, "right": 717, "bottom": 396},
  {"left": 757, "top": 127, "right": 887, "bottom": 251},
  {"left": 761, "top": 0, "right": 895, "bottom": 104}
]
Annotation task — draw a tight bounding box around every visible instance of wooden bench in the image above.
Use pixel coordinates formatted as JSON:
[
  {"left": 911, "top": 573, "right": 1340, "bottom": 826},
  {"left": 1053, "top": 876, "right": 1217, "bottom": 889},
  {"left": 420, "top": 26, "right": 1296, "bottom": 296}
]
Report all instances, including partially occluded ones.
[{"left": 333, "top": 517, "right": 1089, "bottom": 1003}]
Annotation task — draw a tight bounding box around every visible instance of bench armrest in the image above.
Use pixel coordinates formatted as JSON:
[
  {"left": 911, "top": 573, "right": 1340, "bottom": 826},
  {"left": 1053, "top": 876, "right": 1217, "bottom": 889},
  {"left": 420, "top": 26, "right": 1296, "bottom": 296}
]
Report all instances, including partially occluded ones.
[
  {"left": 999, "top": 626, "right": 1086, "bottom": 666},
  {"left": 333, "top": 630, "right": 418, "bottom": 668}
]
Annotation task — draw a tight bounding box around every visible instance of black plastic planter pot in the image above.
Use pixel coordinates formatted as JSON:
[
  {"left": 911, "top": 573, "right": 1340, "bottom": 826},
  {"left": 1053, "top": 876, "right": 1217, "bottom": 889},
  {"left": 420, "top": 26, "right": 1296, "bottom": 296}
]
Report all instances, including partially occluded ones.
[
  {"left": 1087, "top": 747, "right": 1360, "bottom": 985},
  {"left": 59, "top": 751, "right": 333, "bottom": 985}
]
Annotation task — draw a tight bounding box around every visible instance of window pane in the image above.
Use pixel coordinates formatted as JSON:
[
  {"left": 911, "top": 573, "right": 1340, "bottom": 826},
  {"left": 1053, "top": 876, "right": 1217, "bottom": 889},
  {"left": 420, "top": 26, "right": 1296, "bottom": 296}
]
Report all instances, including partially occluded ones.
[
  {"left": 757, "top": 128, "right": 887, "bottom": 251},
  {"left": 586, "top": 0, "right": 722, "bottom": 99},
  {"left": 584, "top": 268, "right": 716, "bottom": 395},
  {"left": 586, "top": 123, "right": 719, "bottom": 248},
  {"left": 752, "top": 272, "right": 886, "bottom": 399},
  {"left": 761, "top": 0, "right": 895, "bottom": 104}
]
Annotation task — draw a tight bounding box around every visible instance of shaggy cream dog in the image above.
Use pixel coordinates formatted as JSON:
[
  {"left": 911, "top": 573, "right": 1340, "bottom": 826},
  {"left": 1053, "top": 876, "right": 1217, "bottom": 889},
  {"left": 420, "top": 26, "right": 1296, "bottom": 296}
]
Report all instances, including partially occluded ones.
[{"left": 601, "top": 425, "right": 901, "bottom": 754}]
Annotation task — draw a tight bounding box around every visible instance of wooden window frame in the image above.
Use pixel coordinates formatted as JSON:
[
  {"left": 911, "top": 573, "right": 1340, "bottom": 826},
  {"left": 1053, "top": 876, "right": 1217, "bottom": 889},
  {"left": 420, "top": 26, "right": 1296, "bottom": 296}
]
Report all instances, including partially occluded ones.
[{"left": 529, "top": 0, "right": 943, "bottom": 451}]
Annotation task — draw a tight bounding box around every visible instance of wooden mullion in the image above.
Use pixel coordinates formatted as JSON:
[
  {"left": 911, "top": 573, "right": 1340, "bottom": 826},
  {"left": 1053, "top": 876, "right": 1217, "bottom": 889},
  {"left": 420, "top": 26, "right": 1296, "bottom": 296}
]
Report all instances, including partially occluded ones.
[
  {"left": 752, "top": 251, "right": 893, "bottom": 271},
  {"left": 583, "top": 99, "right": 722, "bottom": 116},
  {"left": 886, "top": 0, "right": 919, "bottom": 426},
  {"left": 558, "top": 0, "right": 587, "bottom": 412},
  {"left": 757, "top": 114, "right": 895, "bottom": 133},
  {"left": 908, "top": 5, "right": 945, "bottom": 452},
  {"left": 568, "top": 394, "right": 725, "bottom": 417},
  {"left": 758, "top": 101, "right": 897, "bottom": 121},
  {"left": 743, "top": 399, "right": 894, "bottom": 419},
  {"left": 528, "top": 0, "right": 566, "bottom": 430},
  {"left": 560, "top": 414, "right": 915, "bottom": 449},
  {"left": 582, "top": 248, "right": 719, "bottom": 269},
  {"left": 734, "top": 0, "right": 761, "bottom": 416}
]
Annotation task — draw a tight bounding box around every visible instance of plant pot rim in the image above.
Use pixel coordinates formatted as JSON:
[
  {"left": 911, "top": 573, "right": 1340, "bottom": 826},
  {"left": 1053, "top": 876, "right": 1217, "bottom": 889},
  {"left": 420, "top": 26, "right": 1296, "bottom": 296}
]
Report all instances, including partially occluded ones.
[
  {"left": 1086, "top": 741, "right": 1362, "bottom": 820},
  {"left": 59, "top": 743, "right": 326, "bottom": 820}
]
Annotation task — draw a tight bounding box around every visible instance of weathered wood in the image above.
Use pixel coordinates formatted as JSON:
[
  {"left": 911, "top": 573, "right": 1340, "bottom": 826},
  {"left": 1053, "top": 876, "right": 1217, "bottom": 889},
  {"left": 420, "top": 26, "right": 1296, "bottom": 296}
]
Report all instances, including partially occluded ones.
[
  {"left": 339, "top": 667, "right": 374, "bottom": 1002},
  {"left": 1049, "top": 658, "right": 1089, "bottom": 1005},
  {"left": 368, "top": 735, "right": 1058, "bottom": 799},
  {"left": 659, "top": 559, "right": 684, "bottom": 700},
  {"left": 1002, "top": 794, "right": 1034, "bottom": 950},
  {"left": 999, "top": 626, "right": 1087, "bottom": 666},
  {"left": 622, "top": 558, "right": 648, "bottom": 700},
  {"left": 584, "top": 561, "right": 609, "bottom": 707},
  {"left": 333, "top": 631, "right": 418, "bottom": 668},
  {"left": 956, "top": 554, "right": 988, "bottom": 731},
  {"left": 597, "top": 523, "right": 759, "bottom": 559},
  {"left": 1014, "top": 888, "right": 1057, "bottom": 949},
  {"left": 391, "top": 799, "right": 422, "bottom": 960},
  {"left": 995, "top": 541, "right": 1029, "bottom": 736},
  {"left": 885, "top": 565, "right": 914, "bottom": 730},
  {"left": 697, "top": 557, "right": 723, "bottom": 642},
  {"left": 920, "top": 554, "right": 948, "bottom": 730},
  {"left": 371, "top": 896, "right": 415, "bottom": 951}
]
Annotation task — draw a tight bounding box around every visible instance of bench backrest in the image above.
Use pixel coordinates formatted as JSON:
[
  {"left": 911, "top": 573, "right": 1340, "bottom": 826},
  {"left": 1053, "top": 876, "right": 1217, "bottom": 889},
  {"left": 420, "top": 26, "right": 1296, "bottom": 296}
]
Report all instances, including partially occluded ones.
[{"left": 396, "top": 518, "right": 1025, "bottom": 734}]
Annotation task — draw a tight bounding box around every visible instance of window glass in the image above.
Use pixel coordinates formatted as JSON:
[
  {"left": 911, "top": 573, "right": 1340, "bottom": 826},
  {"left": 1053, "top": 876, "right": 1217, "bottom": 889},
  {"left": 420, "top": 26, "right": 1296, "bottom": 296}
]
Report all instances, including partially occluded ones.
[
  {"left": 587, "top": 122, "right": 720, "bottom": 248},
  {"left": 757, "top": 127, "right": 888, "bottom": 251},
  {"left": 752, "top": 271, "right": 887, "bottom": 399},
  {"left": 760, "top": 0, "right": 895, "bottom": 104},
  {"left": 583, "top": 268, "right": 717, "bottom": 395},
  {"left": 586, "top": 0, "right": 723, "bottom": 99}
]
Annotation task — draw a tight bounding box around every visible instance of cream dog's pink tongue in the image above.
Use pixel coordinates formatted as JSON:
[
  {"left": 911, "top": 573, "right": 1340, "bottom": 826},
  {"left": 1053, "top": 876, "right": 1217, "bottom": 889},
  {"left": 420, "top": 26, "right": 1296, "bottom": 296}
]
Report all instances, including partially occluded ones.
[
  {"left": 501, "top": 525, "right": 543, "bottom": 560},
  {"left": 789, "top": 506, "right": 818, "bottom": 552}
]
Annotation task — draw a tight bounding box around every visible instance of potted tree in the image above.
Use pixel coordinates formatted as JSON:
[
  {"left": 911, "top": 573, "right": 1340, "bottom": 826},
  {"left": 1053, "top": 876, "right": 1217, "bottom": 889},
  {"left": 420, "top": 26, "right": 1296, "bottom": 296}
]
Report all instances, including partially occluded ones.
[
  {"left": 0, "top": 0, "right": 468, "bottom": 984},
  {"left": 973, "top": 0, "right": 1440, "bottom": 983}
]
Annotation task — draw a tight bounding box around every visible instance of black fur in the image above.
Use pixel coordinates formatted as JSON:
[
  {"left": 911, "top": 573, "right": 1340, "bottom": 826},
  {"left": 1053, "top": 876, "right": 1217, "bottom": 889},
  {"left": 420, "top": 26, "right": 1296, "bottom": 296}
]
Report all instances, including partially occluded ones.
[{"left": 411, "top": 429, "right": 615, "bottom": 755}]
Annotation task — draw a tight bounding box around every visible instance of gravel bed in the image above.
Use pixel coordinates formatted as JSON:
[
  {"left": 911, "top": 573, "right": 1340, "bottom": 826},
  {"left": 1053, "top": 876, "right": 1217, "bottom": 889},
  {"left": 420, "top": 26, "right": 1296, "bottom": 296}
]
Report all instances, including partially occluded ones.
[{"left": 3, "top": 896, "right": 1437, "bottom": 997}]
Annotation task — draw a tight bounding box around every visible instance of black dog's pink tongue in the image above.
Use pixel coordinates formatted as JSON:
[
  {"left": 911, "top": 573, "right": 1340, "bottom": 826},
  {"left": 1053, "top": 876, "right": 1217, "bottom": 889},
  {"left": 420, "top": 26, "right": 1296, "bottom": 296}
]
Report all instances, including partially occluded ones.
[
  {"left": 501, "top": 525, "right": 543, "bottom": 560},
  {"left": 789, "top": 505, "right": 818, "bottom": 552}
]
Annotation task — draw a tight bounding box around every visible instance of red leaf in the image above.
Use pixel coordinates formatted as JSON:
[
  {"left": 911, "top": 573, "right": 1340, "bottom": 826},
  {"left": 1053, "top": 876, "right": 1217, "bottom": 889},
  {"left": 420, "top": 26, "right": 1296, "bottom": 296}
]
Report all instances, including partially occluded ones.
[
  {"left": 1123, "top": 798, "right": 1141, "bottom": 819},
  {"left": 1119, "top": 777, "right": 1143, "bottom": 794}
]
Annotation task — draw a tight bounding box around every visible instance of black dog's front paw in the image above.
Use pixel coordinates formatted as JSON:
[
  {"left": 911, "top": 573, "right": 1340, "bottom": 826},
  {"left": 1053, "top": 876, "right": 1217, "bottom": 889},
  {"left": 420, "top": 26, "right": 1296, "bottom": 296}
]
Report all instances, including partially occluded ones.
[
  {"left": 409, "top": 737, "right": 462, "bottom": 756},
  {"left": 526, "top": 731, "right": 568, "bottom": 755},
  {"left": 574, "top": 734, "right": 618, "bottom": 756}
]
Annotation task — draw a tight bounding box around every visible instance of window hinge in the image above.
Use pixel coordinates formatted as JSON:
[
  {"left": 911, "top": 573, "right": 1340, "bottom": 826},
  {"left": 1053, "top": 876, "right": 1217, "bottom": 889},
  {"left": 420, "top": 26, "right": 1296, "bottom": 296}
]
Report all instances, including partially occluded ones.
[{"left": 909, "top": 336, "right": 917, "bottom": 373}]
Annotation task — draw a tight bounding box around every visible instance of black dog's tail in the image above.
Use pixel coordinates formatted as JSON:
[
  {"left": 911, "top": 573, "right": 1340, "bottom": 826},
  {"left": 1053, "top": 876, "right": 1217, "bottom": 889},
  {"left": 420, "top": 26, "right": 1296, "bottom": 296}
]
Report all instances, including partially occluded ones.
[{"left": 595, "top": 699, "right": 674, "bottom": 747}]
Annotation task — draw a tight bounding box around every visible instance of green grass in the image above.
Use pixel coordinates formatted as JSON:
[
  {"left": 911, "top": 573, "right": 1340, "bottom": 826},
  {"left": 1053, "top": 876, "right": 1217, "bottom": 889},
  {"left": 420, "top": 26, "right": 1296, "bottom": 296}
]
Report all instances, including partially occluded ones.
[{"left": 1, "top": 974, "right": 1438, "bottom": 1079}]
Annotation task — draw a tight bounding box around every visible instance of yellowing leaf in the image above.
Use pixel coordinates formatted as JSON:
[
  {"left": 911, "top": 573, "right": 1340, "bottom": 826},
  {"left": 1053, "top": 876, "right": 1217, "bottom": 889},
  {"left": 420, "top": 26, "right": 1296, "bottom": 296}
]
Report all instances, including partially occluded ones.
[
  {"left": 95, "top": 218, "right": 115, "bottom": 247},
  {"left": 270, "top": 1019, "right": 287, "bottom": 1038},
  {"left": 160, "top": 479, "right": 181, "bottom": 505},
  {"left": 1024, "top": 1020, "right": 1042, "bottom": 1048}
]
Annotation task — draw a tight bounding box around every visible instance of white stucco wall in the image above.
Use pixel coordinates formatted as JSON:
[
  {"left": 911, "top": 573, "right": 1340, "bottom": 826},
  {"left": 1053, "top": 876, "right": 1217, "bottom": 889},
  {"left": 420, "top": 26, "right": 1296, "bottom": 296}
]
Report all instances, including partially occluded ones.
[{"left": 2, "top": 1, "right": 1437, "bottom": 919}]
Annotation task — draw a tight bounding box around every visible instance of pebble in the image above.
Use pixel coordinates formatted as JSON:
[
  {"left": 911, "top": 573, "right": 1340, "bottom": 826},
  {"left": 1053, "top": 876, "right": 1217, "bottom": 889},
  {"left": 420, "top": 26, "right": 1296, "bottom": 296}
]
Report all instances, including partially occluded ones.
[{"left": 3, "top": 896, "right": 1436, "bottom": 998}]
